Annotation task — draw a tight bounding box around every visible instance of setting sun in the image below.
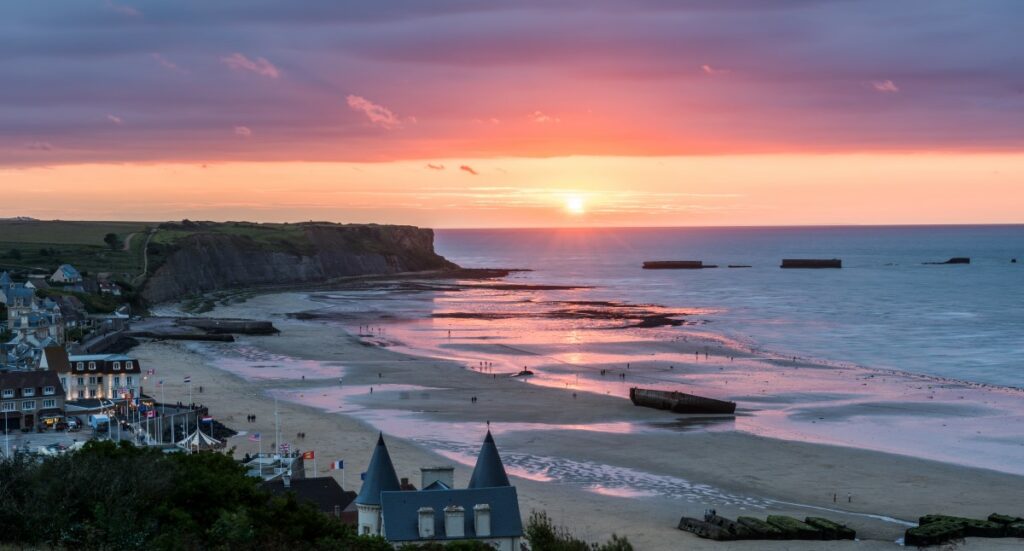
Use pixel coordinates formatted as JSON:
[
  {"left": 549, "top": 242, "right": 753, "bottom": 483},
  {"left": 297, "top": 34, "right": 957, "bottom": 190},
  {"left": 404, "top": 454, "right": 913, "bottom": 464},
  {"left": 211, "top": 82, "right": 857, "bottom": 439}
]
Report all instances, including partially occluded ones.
[{"left": 565, "top": 195, "right": 585, "bottom": 215}]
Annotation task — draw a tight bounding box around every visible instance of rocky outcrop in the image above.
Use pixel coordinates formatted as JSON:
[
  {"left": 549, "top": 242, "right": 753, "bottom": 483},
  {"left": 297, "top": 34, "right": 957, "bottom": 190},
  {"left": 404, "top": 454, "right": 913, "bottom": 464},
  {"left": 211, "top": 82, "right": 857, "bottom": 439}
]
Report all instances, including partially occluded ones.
[{"left": 141, "top": 224, "right": 456, "bottom": 303}]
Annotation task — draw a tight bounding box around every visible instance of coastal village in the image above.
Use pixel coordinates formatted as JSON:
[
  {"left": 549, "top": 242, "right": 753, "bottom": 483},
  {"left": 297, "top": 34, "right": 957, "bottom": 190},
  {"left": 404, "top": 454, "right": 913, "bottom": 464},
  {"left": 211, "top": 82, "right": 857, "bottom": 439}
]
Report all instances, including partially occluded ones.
[{"left": 0, "top": 266, "right": 531, "bottom": 548}]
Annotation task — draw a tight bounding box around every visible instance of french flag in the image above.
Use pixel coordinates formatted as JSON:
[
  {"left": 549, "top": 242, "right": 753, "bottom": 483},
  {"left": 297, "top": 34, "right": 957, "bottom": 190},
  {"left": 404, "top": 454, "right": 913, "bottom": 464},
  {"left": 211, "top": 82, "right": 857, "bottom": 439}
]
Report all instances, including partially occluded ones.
[
  {"left": 331, "top": 459, "right": 344, "bottom": 470},
  {"left": 201, "top": 416, "right": 213, "bottom": 423}
]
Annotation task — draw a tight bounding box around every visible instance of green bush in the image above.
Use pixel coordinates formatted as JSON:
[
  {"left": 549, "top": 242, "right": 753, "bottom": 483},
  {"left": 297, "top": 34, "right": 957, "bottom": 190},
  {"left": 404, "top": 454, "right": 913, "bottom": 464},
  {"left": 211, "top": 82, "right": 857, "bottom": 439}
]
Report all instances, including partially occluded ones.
[
  {"left": 0, "top": 441, "right": 392, "bottom": 551},
  {"left": 525, "top": 511, "right": 633, "bottom": 551}
]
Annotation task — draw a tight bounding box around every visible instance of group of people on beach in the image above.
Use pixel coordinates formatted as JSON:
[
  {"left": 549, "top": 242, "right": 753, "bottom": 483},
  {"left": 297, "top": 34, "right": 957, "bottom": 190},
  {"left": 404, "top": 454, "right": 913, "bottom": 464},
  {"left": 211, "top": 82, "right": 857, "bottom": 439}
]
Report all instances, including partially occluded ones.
[{"left": 245, "top": 414, "right": 257, "bottom": 422}]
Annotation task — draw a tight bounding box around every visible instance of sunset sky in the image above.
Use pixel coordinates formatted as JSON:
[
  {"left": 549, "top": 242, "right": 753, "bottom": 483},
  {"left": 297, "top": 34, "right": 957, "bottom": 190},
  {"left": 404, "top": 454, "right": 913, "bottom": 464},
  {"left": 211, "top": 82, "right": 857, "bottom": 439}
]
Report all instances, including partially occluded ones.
[{"left": 2, "top": 1, "right": 1022, "bottom": 227}]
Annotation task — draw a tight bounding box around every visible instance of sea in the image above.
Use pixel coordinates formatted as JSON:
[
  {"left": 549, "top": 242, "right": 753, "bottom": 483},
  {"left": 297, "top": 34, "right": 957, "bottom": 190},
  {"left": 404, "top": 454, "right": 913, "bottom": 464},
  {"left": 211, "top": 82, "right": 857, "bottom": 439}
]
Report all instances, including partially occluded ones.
[{"left": 434, "top": 225, "right": 1024, "bottom": 389}]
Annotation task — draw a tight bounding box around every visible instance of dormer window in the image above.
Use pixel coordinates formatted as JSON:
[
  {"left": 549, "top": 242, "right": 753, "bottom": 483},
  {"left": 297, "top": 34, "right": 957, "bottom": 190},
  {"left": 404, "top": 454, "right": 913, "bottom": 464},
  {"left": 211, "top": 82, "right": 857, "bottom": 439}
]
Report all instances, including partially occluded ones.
[
  {"left": 22, "top": 388, "right": 35, "bottom": 397},
  {"left": 126, "top": 361, "right": 134, "bottom": 370},
  {"left": 76, "top": 362, "right": 84, "bottom": 371},
  {"left": 43, "top": 386, "right": 55, "bottom": 396},
  {"left": 88, "top": 362, "right": 96, "bottom": 371},
  {"left": 112, "top": 362, "right": 121, "bottom": 371}
]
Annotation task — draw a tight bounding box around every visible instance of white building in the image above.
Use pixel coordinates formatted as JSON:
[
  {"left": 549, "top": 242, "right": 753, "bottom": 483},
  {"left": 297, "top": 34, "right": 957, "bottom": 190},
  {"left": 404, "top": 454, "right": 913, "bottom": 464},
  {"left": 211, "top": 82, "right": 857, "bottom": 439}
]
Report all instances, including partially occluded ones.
[
  {"left": 43, "top": 348, "right": 143, "bottom": 401},
  {"left": 50, "top": 264, "right": 83, "bottom": 284}
]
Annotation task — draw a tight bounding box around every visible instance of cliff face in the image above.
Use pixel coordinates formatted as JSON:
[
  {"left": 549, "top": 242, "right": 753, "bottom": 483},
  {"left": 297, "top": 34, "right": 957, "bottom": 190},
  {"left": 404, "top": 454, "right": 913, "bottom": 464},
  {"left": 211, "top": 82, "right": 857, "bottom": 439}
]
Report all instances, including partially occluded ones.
[{"left": 141, "top": 224, "right": 455, "bottom": 303}]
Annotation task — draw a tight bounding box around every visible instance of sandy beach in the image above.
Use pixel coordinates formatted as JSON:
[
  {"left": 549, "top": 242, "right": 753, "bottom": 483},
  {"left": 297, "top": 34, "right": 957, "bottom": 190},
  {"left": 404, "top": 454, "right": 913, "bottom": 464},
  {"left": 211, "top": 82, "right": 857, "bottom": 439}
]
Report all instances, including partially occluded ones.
[{"left": 132, "top": 289, "right": 1024, "bottom": 550}]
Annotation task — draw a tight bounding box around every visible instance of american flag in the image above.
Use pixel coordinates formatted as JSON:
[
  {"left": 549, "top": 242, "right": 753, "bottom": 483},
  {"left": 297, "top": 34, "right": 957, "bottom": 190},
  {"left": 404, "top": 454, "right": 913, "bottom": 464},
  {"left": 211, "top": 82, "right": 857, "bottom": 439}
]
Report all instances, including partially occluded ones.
[{"left": 248, "top": 432, "right": 260, "bottom": 441}]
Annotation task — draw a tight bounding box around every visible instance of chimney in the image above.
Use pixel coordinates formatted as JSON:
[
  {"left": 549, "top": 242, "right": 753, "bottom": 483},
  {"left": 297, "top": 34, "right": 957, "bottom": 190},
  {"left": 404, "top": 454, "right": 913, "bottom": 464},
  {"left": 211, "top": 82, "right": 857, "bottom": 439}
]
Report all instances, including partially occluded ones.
[
  {"left": 421, "top": 466, "right": 455, "bottom": 489},
  {"left": 418, "top": 507, "right": 435, "bottom": 539},
  {"left": 444, "top": 505, "right": 465, "bottom": 538},
  {"left": 283, "top": 474, "right": 291, "bottom": 488},
  {"left": 474, "top": 504, "right": 491, "bottom": 537}
]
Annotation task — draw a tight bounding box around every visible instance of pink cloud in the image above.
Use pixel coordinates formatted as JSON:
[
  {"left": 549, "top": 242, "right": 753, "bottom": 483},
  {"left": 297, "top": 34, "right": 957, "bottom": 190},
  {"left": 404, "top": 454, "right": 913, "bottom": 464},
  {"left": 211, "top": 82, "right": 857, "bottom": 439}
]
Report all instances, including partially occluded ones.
[
  {"left": 872, "top": 80, "right": 900, "bottom": 93},
  {"left": 426, "top": 163, "right": 445, "bottom": 170},
  {"left": 152, "top": 53, "right": 184, "bottom": 73},
  {"left": 530, "top": 111, "right": 560, "bottom": 124},
  {"left": 25, "top": 141, "right": 53, "bottom": 151},
  {"left": 701, "top": 64, "right": 729, "bottom": 75},
  {"left": 105, "top": 1, "right": 140, "bottom": 17},
  {"left": 459, "top": 165, "right": 478, "bottom": 175},
  {"left": 107, "top": 114, "right": 123, "bottom": 125},
  {"left": 234, "top": 126, "right": 253, "bottom": 137},
  {"left": 346, "top": 94, "right": 403, "bottom": 129},
  {"left": 221, "top": 53, "right": 280, "bottom": 78}
]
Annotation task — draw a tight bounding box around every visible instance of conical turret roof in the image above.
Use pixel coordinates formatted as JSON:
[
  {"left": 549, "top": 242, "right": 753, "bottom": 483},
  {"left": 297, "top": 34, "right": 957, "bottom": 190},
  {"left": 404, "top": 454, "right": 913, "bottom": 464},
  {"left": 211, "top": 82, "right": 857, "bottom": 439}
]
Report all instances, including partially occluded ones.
[
  {"left": 355, "top": 433, "right": 401, "bottom": 505},
  {"left": 468, "top": 430, "right": 511, "bottom": 488}
]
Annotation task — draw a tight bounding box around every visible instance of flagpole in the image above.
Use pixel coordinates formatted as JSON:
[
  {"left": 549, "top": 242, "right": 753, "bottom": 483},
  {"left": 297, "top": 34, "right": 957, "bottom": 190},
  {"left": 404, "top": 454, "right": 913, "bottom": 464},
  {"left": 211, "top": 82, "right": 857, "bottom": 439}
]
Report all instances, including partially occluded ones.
[
  {"left": 313, "top": 452, "right": 317, "bottom": 477},
  {"left": 259, "top": 435, "right": 264, "bottom": 478}
]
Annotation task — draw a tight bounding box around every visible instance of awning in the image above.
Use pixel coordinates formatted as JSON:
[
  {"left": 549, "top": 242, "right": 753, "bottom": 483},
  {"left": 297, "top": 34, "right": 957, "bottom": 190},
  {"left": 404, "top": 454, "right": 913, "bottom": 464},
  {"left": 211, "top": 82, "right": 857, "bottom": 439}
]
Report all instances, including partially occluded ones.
[
  {"left": 38, "top": 408, "right": 64, "bottom": 419},
  {"left": 1, "top": 411, "right": 22, "bottom": 419}
]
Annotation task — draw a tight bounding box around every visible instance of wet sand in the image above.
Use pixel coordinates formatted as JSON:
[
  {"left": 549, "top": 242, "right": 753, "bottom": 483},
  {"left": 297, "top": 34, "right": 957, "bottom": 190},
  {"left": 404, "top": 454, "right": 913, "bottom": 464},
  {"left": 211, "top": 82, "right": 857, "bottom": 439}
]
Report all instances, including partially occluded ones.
[{"left": 140, "top": 291, "right": 1024, "bottom": 550}]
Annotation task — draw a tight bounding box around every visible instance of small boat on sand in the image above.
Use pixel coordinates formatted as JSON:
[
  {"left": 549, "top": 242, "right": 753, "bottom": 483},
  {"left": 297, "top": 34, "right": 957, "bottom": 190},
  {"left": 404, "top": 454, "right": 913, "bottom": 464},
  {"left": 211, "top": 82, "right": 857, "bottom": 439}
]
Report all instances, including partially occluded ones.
[{"left": 629, "top": 387, "right": 736, "bottom": 414}]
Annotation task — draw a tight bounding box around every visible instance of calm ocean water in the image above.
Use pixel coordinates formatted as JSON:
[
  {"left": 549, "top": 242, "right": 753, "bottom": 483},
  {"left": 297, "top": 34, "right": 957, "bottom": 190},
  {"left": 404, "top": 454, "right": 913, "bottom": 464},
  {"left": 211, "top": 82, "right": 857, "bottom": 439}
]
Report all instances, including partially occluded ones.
[{"left": 435, "top": 226, "right": 1024, "bottom": 388}]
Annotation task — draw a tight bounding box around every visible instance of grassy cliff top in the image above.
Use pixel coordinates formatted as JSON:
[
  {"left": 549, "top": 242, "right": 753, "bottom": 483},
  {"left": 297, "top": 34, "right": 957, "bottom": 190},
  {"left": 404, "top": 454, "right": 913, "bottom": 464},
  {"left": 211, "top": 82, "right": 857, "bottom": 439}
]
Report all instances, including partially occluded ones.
[{"left": 0, "top": 219, "right": 432, "bottom": 282}]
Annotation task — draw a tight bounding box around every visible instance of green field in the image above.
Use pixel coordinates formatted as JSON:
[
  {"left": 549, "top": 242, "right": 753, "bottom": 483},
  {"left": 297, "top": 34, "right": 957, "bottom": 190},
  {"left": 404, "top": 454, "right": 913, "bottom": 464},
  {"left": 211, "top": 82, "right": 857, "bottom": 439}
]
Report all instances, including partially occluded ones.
[{"left": 0, "top": 219, "right": 152, "bottom": 278}]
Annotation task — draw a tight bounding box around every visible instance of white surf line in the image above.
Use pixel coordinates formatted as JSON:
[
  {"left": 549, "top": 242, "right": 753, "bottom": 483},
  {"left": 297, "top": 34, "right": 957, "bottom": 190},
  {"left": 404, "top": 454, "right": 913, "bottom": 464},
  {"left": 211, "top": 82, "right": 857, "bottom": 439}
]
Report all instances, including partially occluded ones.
[{"left": 767, "top": 499, "right": 916, "bottom": 527}]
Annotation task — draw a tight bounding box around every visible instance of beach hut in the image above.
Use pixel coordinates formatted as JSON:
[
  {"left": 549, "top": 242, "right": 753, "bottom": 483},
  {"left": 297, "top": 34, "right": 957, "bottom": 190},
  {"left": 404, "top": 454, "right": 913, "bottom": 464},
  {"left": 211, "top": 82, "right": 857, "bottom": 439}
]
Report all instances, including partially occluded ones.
[{"left": 176, "top": 428, "right": 222, "bottom": 451}]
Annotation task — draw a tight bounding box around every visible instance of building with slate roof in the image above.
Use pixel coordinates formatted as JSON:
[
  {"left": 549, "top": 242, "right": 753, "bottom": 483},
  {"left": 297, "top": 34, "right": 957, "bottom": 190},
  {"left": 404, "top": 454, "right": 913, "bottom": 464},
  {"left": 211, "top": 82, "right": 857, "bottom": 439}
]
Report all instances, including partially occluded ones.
[{"left": 356, "top": 431, "right": 523, "bottom": 550}]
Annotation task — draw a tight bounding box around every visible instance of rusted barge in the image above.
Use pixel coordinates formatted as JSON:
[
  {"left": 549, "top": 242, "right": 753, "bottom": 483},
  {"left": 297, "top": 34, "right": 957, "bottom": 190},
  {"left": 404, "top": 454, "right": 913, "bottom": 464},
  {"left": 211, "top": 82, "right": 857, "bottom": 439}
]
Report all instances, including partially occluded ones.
[
  {"left": 780, "top": 258, "right": 841, "bottom": 269},
  {"left": 629, "top": 387, "right": 736, "bottom": 414},
  {"left": 642, "top": 260, "right": 718, "bottom": 269}
]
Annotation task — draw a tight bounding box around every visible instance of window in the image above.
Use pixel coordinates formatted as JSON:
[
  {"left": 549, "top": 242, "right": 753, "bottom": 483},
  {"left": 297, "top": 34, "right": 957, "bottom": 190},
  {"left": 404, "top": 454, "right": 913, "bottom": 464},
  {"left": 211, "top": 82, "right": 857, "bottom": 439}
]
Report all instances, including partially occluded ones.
[
  {"left": 1, "top": 389, "right": 12, "bottom": 399},
  {"left": 42, "top": 399, "right": 55, "bottom": 409},
  {"left": 21, "top": 400, "right": 35, "bottom": 411},
  {"left": 76, "top": 362, "right": 84, "bottom": 371},
  {"left": 76, "top": 377, "right": 84, "bottom": 386},
  {"left": 60, "top": 378, "right": 67, "bottom": 390},
  {"left": 22, "top": 388, "right": 34, "bottom": 397},
  {"left": 88, "top": 362, "right": 96, "bottom": 371},
  {"left": 76, "top": 391, "right": 84, "bottom": 399},
  {"left": 113, "top": 376, "right": 121, "bottom": 387},
  {"left": 88, "top": 377, "right": 96, "bottom": 385},
  {"left": 126, "top": 361, "right": 134, "bottom": 370},
  {"left": 97, "top": 376, "right": 103, "bottom": 384},
  {"left": 43, "top": 386, "right": 55, "bottom": 395},
  {"left": 1, "top": 402, "right": 14, "bottom": 412},
  {"left": 126, "top": 376, "right": 134, "bottom": 386},
  {"left": 113, "top": 362, "right": 121, "bottom": 371},
  {"left": 88, "top": 389, "right": 96, "bottom": 398}
]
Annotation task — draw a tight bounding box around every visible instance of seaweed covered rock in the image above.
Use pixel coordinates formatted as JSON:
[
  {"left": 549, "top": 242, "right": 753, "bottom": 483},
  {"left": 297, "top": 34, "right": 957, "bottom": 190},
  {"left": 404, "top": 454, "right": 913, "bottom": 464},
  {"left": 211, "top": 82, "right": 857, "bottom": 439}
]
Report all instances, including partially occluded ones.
[
  {"left": 765, "top": 516, "right": 822, "bottom": 540},
  {"left": 905, "top": 521, "right": 965, "bottom": 547},
  {"left": 677, "top": 517, "right": 740, "bottom": 541},
  {"left": 736, "top": 517, "right": 784, "bottom": 539},
  {"left": 804, "top": 517, "right": 856, "bottom": 540},
  {"left": 1006, "top": 522, "right": 1024, "bottom": 538},
  {"left": 988, "top": 513, "right": 1023, "bottom": 526}
]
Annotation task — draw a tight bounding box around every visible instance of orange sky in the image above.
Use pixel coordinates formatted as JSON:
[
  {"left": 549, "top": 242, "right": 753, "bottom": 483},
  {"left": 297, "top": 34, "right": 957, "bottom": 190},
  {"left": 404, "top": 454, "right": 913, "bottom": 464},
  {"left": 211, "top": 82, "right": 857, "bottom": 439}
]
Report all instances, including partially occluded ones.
[{"left": 3, "top": 154, "right": 1022, "bottom": 227}]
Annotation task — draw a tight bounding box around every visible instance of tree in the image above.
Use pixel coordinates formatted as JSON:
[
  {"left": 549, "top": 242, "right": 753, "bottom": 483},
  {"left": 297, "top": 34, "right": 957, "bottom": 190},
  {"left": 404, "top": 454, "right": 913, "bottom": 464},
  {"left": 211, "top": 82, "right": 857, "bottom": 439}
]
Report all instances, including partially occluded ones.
[
  {"left": 103, "top": 233, "right": 120, "bottom": 250},
  {"left": 525, "top": 511, "right": 633, "bottom": 551},
  {"left": 6, "top": 249, "right": 21, "bottom": 260}
]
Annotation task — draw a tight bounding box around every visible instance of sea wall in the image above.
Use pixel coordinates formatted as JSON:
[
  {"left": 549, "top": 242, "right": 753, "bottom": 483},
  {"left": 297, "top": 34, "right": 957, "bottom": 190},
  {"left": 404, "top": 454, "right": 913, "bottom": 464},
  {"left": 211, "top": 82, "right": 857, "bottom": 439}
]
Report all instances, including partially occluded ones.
[{"left": 141, "top": 224, "right": 456, "bottom": 303}]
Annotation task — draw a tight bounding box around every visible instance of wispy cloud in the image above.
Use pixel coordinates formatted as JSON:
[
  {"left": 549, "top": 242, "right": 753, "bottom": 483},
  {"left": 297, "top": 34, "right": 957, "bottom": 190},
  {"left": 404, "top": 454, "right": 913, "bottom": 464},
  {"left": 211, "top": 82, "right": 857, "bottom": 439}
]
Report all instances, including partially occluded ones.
[
  {"left": 152, "top": 53, "right": 184, "bottom": 73},
  {"left": 25, "top": 141, "right": 53, "bottom": 151},
  {"left": 701, "top": 64, "right": 729, "bottom": 75},
  {"left": 346, "top": 95, "right": 403, "bottom": 129},
  {"left": 530, "top": 111, "right": 560, "bottom": 124},
  {"left": 872, "top": 79, "right": 900, "bottom": 93},
  {"left": 107, "top": 114, "right": 123, "bottom": 125},
  {"left": 459, "top": 165, "right": 478, "bottom": 175},
  {"left": 105, "top": 1, "right": 140, "bottom": 17},
  {"left": 426, "top": 163, "right": 445, "bottom": 170},
  {"left": 234, "top": 126, "right": 252, "bottom": 137},
  {"left": 221, "top": 53, "right": 280, "bottom": 78}
]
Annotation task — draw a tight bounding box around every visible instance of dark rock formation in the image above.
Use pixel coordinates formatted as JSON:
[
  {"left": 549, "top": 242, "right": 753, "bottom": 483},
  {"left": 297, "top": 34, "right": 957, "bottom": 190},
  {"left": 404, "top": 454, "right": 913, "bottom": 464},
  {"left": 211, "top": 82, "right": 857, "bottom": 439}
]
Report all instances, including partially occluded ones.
[{"left": 141, "top": 224, "right": 456, "bottom": 303}]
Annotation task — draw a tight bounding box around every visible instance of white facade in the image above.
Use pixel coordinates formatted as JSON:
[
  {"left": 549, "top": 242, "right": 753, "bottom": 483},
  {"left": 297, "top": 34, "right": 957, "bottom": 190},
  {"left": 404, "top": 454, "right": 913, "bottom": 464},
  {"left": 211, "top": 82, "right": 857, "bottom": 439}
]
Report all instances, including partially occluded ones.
[{"left": 59, "top": 354, "right": 143, "bottom": 401}]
